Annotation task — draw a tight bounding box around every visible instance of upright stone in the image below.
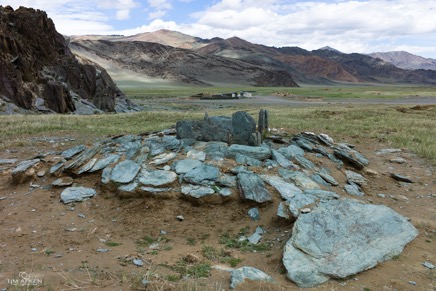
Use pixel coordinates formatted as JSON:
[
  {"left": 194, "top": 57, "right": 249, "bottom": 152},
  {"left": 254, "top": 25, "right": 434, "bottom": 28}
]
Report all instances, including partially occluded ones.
[
  {"left": 232, "top": 111, "right": 258, "bottom": 146},
  {"left": 258, "top": 109, "right": 269, "bottom": 136}
]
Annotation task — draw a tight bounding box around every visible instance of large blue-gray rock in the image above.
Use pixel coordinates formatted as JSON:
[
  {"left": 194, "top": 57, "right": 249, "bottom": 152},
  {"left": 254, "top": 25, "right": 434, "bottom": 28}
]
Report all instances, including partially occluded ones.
[
  {"left": 345, "top": 170, "right": 367, "bottom": 186},
  {"left": 283, "top": 199, "right": 418, "bottom": 288},
  {"left": 176, "top": 114, "right": 233, "bottom": 144},
  {"left": 238, "top": 173, "right": 272, "bottom": 203},
  {"left": 60, "top": 187, "right": 96, "bottom": 203},
  {"left": 138, "top": 169, "right": 177, "bottom": 186},
  {"left": 230, "top": 267, "right": 274, "bottom": 289},
  {"left": 150, "top": 152, "right": 177, "bottom": 165},
  {"left": 176, "top": 111, "right": 259, "bottom": 146},
  {"left": 181, "top": 185, "right": 214, "bottom": 198},
  {"left": 110, "top": 160, "right": 140, "bottom": 184},
  {"left": 228, "top": 144, "right": 271, "bottom": 161},
  {"left": 183, "top": 164, "right": 220, "bottom": 185},
  {"left": 344, "top": 183, "right": 364, "bottom": 196}
]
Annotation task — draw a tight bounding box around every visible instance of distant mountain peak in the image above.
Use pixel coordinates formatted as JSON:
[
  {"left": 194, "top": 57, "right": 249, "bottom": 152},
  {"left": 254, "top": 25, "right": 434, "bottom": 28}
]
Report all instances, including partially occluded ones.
[
  {"left": 369, "top": 51, "right": 436, "bottom": 71},
  {"left": 319, "top": 46, "right": 342, "bottom": 53}
]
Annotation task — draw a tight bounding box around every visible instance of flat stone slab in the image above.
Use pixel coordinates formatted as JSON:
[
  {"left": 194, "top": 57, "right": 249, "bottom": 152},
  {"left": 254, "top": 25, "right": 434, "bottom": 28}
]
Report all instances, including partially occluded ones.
[
  {"left": 173, "top": 159, "right": 203, "bottom": 174},
  {"left": 238, "top": 173, "right": 272, "bottom": 203},
  {"left": 278, "top": 170, "right": 320, "bottom": 190},
  {"left": 110, "top": 160, "right": 140, "bottom": 184},
  {"left": 228, "top": 144, "right": 271, "bottom": 161},
  {"left": 183, "top": 164, "right": 220, "bottom": 185},
  {"left": 60, "top": 187, "right": 96, "bottom": 203},
  {"left": 90, "top": 154, "right": 120, "bottom": 172},
  {"left": 283, "top": 199, "right": 418, "bottom": 288},
  {"left": 138, "top": 169, "right": 177, "bottom": 186},
  {"left": 61, "top": 145, "right": 86, "bottom": 159},
  {"left": 260, "top": 175, "right": 302, "bottom": 200},
  {"left": 181, "top": 185, "right": 215, "bottom": 198}
]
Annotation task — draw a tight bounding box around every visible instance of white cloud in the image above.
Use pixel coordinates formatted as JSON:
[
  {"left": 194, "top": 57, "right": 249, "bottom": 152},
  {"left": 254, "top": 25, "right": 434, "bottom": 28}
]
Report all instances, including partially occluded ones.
[{"left": 2, "top": 0, "right": 436, "bottom": 58}]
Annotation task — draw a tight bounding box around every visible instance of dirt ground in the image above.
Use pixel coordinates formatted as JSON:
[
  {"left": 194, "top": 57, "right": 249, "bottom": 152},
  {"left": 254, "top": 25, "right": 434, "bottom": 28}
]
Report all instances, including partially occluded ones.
[{"left": 0, "top": 129, "right": 435, "bottom": 291}]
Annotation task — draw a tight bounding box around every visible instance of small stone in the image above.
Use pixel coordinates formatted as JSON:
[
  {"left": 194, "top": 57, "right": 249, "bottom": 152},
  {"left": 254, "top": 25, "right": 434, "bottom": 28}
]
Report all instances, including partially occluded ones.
[
  {"left": 133, "top": 259, "right": 144, "bottom": 267},
  {"left": 230, "top": 266, "right": 274, "bottom": 289},
  {"left": 391, "top": 173, "right": 414, "bottom": 183},
  {"left": 37, "top": 170, "right": 46, "bottom": 177},
  {"left": 408, "top": 281, "right": 416, "bottom": 286},
  {"left": 177, "top": 215, "right": 185, "bottom": 221},
  {"left": 390, "top": 157, "right": 406, "bottom": 164},
  {"left": 344, "top": 183, "right": 364, "bottom": 196},
  {"left": 97, "top": 248, "right": 109, "bottom": 253},
  {"left": 376, "top": 148, "right": 402, "bottom": 155},
  {"left": 31, "top": 248, "right": 37, "bottom": 252},
  {"left": 160, "top": 230, "right": 167, "bottom": 235},
  {"left": 301, "top": 208, "right": 311, "bottom": 214},
  {"left": 422, "top": 261, "right": 435, "bottom": 269},
  {"left": 78, "top": 213, "right": 86, "bottom": 219},
  {"left": 52, "top": 177, "right": 74, "bottom": 187},
  {"left": 248, "top": 208, "right": 260, "bottom": 221},
  {"left": 377, "top": 194, "right": 386, "bottom": 198}
]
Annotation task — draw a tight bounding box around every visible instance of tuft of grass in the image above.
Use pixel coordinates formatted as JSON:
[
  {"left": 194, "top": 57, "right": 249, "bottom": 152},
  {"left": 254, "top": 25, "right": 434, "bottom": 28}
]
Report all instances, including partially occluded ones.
[
  {"left": 202, "top": 246, "right": 243, "bottom": 267},
  {"left": 186, "top": 237, "right": 197, "bottom": 246},
  {"left": 105, "top": 241, "right": 122, "bottom": 247},
  {"left": 172, "top": 259, "right": 211, "bottom": 279},
  {"left": 219, "top": 233, "right": 271, "bottom": 252}
]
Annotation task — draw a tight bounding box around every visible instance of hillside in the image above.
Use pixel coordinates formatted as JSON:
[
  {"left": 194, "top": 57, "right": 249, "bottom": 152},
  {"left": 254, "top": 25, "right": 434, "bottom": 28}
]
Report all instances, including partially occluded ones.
[
  {"left": 69, "top": 40, "right": 299, "bottom": 87},
  {"left": 370, "top": 51, "right": 436, "bottom": 71},
  {"left": 0, "top": 6, "right": 136, "bottom": 114}
]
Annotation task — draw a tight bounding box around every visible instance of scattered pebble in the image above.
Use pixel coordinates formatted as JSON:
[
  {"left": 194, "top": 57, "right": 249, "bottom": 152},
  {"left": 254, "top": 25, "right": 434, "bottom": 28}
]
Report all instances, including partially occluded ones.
[
  {"left": 422, "top": 261, "right": 435, "bottom": 269},
  {"left": 408, "top": 281, "right": 416, "bottom": 286},
  {"left": 176, "top": 215, "right": 184, "bottom": 221},
  {"left": 377, "top": 194, "right": 386, "bottom": 198},
  {"left": 78, "top": 213, "right": 86, "bottom": 219},
  {"left": 133, "top": 259, "right": 144, "bottom": 267},
  {"left": 160, "top": 230, "right": 167, "bottom": 235},
  {"left": 97, "top": 248, "right": 109, "bottom": 253}
]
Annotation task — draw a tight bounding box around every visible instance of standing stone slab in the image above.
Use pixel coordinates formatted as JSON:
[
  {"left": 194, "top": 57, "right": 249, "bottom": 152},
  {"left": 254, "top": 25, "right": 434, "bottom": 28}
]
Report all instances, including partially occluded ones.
[
  {"left": 271, "top": 149, "right": 297, "bottom": 169},
  {"left": 232, "top": 111, "right": 258, "bottom": 146},
  {"left": 238, "top": 173, "right": 272, "bottom": 203},
  {"left": 110, "top": 160, "right": 140, "bottom": 184},
  {"left": 61, "top": 145, "right": 86, "bottom": 159},
  {"left": 333, "top": 145, "right": 369, "bottom": 170},
  {"left": 60, "top": 187, "right": 96, "bottom": 203},
  {"left": 283, "top": 199, "right": 418, "bottom": 288}
]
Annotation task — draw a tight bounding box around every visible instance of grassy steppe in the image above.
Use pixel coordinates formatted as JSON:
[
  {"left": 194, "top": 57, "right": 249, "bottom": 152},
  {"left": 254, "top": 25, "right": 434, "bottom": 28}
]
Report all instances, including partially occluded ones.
[
  {"left": 120, "top": 83, "right": 436, "bottom": 100},
  {"left": 1, "top": 103, "right": 435, "bottom": 165}
]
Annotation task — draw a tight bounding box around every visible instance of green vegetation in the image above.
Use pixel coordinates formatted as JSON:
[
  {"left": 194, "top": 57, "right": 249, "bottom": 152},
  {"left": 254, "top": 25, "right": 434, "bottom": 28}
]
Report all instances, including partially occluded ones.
[
  {"left": 1, "top": 86, "right": 435, "bottom": 165},
  {"left": 119, "top": 83, "right": 436, "bottom": 100},
  {"left": 105, "top": 241, "right": 122, "bottom": 247},
  {"left": 171, "top": 259, "right": 211, "bottom": 280},
  {"left": 219, "top": 232, "right": 271, "bottom": 252}
]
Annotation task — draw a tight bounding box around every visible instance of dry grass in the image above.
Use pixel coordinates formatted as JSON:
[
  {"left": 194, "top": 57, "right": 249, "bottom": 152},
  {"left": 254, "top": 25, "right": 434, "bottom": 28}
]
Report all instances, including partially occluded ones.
[{"left": 0, "top": 104, "right": 435, "bottom": 165}]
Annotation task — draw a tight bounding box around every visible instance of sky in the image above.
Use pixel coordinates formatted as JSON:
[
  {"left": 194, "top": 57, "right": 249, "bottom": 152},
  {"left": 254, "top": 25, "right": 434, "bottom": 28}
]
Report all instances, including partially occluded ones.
[{"left": 3, "top": 0, "right": 436, "bottom": 58}]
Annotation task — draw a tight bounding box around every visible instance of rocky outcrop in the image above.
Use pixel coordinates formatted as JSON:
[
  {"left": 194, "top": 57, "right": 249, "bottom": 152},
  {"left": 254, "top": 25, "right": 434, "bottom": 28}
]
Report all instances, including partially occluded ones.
[{"left": 0, "top": 6, "right": 136, "bottom": 114}]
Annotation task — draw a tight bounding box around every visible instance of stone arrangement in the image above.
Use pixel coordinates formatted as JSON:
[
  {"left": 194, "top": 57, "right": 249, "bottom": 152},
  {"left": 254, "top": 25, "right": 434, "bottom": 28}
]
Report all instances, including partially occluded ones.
[{"left": 7, "top": 110, "right": 418, "bottom": 288}]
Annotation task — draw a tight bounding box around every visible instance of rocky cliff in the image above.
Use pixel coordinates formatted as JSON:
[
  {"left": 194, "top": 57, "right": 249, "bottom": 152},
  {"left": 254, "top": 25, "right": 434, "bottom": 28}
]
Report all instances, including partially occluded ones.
[{"left": 0, "top": 6, "right": 135, "bottom": 114}]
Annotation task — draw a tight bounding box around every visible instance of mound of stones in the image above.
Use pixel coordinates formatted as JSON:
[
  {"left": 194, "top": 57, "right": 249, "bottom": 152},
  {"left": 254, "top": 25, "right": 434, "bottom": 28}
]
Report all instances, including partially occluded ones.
[{"left": 8, "top": 111, "right": 418, "bottom": 288}]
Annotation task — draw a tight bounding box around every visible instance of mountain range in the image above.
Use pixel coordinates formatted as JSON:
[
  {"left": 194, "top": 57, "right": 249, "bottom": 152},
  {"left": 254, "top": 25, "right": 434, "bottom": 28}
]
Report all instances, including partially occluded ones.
[{"left": 69, "top": 29, "right": 436, "bottom": 86}]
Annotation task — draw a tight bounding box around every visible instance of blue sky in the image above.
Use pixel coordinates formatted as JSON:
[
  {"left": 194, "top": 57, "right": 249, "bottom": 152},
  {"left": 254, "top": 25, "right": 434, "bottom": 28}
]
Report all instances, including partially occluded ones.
[{"left": 3, "top": 0, "right": 436, "bottom": 58}]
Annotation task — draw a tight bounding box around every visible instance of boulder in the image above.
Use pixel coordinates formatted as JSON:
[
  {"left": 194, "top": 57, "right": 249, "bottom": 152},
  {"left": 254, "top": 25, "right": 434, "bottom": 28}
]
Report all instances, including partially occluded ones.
[{"left": 283, "top": 199, "right": 418, "bottom": 288}]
